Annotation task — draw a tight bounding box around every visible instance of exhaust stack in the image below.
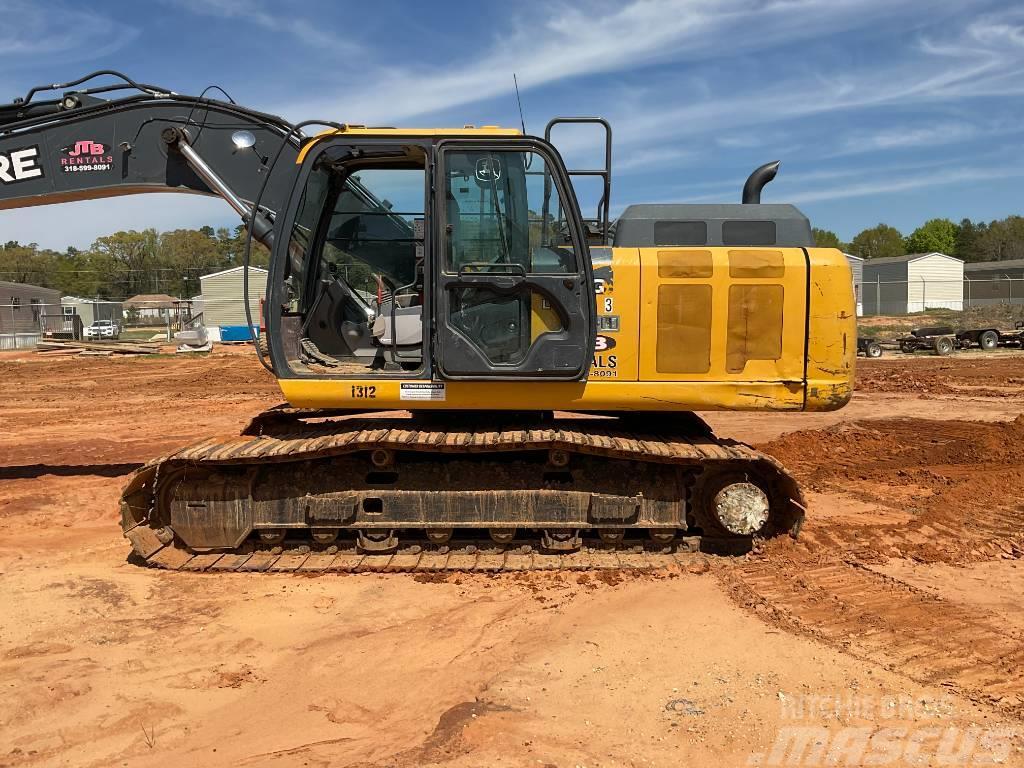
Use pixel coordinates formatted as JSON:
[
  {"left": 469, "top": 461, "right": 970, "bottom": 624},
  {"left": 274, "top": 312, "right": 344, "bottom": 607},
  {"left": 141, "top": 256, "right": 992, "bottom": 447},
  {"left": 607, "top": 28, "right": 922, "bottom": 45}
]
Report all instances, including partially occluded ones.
[{"left": 742, "top": 160, "right": 780, "bottom": 204}]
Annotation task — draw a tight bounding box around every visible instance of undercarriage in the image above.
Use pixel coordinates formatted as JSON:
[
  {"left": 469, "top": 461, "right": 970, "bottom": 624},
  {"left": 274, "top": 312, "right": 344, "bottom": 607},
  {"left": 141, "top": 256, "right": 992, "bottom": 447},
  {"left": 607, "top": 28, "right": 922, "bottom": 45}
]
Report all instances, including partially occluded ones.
[{"left": 120, "top": 411, "right": 805, "bottom": 572}]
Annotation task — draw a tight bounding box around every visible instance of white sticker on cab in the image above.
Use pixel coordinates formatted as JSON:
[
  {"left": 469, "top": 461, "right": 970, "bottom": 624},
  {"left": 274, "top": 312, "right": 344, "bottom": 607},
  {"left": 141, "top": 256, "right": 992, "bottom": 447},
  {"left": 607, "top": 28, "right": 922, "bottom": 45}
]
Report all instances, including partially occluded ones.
[{"left": 400, "top": 382, "right": 447, "bottom": 401}]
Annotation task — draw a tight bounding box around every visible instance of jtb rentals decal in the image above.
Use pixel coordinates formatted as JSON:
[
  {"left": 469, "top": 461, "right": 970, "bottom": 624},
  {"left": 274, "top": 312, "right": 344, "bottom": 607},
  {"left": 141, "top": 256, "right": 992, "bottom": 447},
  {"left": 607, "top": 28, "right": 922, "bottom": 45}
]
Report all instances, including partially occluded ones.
[
  {"left": 60, "top": 140, "right": 114, "bottom": 173},
  {"left": 0, "top": 146, "right": 44, "bottom": 184},
  {"left": 592, "top": 335, "right": 617, "bottom": 377}
]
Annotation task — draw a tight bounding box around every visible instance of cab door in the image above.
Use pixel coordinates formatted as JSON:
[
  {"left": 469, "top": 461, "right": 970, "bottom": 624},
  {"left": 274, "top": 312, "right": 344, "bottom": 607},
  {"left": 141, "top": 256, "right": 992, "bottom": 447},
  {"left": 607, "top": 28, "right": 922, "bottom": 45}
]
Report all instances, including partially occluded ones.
[{"left": 433, "top": 142, "right": 595, "bottom": 380}]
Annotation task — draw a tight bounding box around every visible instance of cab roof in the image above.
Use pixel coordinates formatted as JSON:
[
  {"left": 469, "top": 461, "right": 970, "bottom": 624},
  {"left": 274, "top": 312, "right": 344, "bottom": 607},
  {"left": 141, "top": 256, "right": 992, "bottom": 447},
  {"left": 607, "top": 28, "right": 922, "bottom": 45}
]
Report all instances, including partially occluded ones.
[
  {"left": 299, "top": 124, "right": 523, "bottom": 162},
  {"left": 323, "top": 125, "right": 521, "bottom": 137}
]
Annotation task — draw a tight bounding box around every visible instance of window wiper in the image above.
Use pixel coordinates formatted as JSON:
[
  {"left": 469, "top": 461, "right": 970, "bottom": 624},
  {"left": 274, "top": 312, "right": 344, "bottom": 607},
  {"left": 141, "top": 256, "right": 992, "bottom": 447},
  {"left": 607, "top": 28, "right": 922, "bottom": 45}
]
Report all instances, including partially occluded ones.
[{"left": 487, "top": 167, "right": 512, "bottom": 265}]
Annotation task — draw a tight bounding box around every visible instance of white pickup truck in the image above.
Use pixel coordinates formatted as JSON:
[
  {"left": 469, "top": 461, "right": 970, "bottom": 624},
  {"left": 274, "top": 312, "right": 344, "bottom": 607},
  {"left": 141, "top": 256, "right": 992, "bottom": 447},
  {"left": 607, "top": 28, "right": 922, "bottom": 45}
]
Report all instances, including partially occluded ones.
[{"left": 83, "top": 319, "right": 121, "bottom": 340}]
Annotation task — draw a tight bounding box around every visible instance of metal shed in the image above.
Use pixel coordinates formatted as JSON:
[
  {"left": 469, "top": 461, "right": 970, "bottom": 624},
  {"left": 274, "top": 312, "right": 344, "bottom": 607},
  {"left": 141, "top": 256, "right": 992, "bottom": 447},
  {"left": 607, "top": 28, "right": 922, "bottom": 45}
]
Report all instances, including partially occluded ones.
[
  {"left": 843, "top": 253, "right": 864, "bottom": 316},
  {"left": 0, "top": 280, "right": 61, "bottom": 349},
  {"left": 199, "top": 266, "right": 267, "bottom": 339},
  {"left": 862, "top": 252, "right": 964, "bottom": 315},
  {"left": 963, "top": 258, "right": 1024, "bottom": 307}
]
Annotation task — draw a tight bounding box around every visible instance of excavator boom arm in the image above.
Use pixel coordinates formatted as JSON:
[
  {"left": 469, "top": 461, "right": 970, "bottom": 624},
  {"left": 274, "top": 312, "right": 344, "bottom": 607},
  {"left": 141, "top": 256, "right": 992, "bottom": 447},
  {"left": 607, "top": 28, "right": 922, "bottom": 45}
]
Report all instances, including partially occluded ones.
[{"left": 0, "top": 75, "right": 304, "bottom": 243}]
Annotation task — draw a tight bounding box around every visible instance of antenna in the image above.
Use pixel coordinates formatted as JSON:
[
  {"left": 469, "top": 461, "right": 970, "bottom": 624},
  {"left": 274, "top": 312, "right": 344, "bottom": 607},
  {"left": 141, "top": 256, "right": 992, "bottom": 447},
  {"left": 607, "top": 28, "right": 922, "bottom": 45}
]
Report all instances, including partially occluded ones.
[{"left": 513, "top": 73, "right": 527, "bottom": 135}]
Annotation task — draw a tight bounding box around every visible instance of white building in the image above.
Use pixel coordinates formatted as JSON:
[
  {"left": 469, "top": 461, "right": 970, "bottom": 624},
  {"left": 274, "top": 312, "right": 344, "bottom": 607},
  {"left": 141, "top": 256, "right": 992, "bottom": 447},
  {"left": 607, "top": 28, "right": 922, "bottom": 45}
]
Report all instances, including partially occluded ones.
[
  {"left": 843, "top": 253, "right": 864, "bottom": 316},
  {"left": 198, "top": 266, "right": 268, "bottom": 341},
  {"left": 862, "top": 252, "right": 964, "bottom": 315}
]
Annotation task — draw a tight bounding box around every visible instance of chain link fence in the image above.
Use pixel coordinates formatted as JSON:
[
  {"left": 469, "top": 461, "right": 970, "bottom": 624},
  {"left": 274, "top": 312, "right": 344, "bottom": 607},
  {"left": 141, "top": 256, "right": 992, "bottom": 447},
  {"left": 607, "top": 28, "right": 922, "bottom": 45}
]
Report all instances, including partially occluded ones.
[
  {"left": 0, "top": 299, "right": 202, "bottom": 350},
  {"left": 857, "top": 277, "right": 1024, "bottom": 316}
]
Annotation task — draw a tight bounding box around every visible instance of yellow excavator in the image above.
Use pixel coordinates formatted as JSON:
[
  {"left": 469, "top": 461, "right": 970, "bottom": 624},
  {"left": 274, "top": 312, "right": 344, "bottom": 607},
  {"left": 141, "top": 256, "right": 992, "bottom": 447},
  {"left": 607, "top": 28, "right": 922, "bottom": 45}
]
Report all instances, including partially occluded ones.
[{"left": 0, "top": 72, "right": 854, "bottom": 572}]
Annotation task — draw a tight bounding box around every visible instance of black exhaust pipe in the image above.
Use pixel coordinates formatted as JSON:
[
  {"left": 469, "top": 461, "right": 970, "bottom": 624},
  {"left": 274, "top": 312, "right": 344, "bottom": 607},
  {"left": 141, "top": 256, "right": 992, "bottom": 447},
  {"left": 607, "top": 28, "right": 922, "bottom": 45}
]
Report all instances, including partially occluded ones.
[{"left": 742, "top": 160, "right": 780, "bottom": 204}]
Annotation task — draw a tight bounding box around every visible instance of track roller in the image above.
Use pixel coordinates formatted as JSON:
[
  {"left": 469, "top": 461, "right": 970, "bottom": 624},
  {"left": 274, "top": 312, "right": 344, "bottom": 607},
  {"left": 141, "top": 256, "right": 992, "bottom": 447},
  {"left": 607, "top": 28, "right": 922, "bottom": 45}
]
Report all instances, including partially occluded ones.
[
  {"left": 258, "top": 529, "right": 286, "bottom": 546},
  {"left": 541, "top": 529, "right": 582, "bottom": 552},
  {"left": 426, "top": 528, "right": 453, "bottom": 545},
  {"left": 358, "top": 529, "right": 398, "bottom": 553},
  {"left": 598, "top": 529, "right": 625, "bottom": 546},
  {"left": 489, "top": 528, "right": 516, "bottom": 545},
  {"left": 311, "top": 528, "right": 339, "bottom": 544}
]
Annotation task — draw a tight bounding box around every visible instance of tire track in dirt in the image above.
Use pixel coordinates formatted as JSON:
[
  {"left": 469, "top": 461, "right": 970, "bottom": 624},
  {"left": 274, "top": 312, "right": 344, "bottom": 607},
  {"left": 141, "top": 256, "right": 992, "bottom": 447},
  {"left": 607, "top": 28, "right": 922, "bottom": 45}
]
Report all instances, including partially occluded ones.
[{"left": 724, "top": 416, "right": 1024, "bottom": 721}]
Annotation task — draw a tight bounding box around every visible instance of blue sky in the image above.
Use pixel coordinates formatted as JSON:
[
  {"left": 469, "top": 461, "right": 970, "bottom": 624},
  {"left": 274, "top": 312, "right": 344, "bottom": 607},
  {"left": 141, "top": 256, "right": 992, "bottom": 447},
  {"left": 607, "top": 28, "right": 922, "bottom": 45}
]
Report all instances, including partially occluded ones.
[{"left": 2, "top": 0, "right": 1023, "bottom": 249}]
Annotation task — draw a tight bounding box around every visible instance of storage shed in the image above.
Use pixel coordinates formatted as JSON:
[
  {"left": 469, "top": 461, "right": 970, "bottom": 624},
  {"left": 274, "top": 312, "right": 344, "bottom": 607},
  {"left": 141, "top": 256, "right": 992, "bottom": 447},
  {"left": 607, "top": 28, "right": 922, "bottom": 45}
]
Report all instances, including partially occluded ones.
[
  {"left": 0, "top": 280, "right": 61, "bottom": 349},
  {"left": 843, "top": 253, "right": 864, "bottom": 316},
  {"left": 963, "top": 258, "right": 1024, "bottom": 307},
  {"left": 861, "top": 252, "right": 964, "bottom": 315},
  {"left": 199, "top": 266, "right": 267, "bottom": 341}
]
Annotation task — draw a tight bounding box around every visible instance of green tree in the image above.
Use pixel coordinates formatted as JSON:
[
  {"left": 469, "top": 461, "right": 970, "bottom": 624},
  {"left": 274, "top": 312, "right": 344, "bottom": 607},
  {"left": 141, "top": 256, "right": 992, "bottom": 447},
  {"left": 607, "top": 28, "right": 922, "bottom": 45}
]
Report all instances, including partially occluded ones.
[
  {"left": 158, "top": 228, "right": 224, "bottom": 298},
  {"left": 904, "top": 218, "right": 958, "bottom": 255},
  {"left": 91, "top": 229, "right": 159, "bottom": 296},
  {"left": 812, "top": 228, "right": 845, "bottom": 249},
  {"left": 848, "top": 224, "right": 905, "bottom": 260},
  {"left": 954, "top": 218, "right": 987, "bottom": 262},
  {"left": 975, "top": 216, "right": 1024, "bottom": 262}
]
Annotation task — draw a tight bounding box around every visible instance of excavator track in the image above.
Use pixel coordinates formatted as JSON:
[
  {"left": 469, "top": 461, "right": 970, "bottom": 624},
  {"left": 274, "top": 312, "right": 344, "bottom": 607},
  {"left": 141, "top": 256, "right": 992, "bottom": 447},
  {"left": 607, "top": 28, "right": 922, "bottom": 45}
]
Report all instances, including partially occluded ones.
[{"left": 120, "top": 412, "right": 805, "bottom": 572}]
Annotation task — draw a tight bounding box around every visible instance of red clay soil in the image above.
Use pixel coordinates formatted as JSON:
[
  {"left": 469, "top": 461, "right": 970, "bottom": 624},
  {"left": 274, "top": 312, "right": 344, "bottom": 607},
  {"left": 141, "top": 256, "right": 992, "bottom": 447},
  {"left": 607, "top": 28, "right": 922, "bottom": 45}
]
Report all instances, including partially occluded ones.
[
  {"left": 856, "top": 353, "right": 1024, "bottom": 398},
  {"left": 2, "top": 348, "right": 1024, "bottom": 766}
]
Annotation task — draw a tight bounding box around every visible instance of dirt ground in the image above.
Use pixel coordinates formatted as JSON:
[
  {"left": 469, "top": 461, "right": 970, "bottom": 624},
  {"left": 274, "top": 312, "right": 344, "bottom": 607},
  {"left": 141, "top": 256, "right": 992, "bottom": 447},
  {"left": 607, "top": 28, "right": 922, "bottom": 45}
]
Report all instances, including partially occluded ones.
[{"left": 1, "top": 347, "right": 1023, "bottom": 767}]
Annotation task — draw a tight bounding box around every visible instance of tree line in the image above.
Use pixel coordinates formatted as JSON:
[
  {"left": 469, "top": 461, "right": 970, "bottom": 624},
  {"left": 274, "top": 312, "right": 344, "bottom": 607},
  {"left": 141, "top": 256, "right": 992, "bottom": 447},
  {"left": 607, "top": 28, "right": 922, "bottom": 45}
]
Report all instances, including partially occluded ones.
[
  {"left": 4, "top": 214, "right": 1022, "bottom": 300},
  {"left": 814, "top": 215, "right": 1024, "bottom": 262},
  {"left": 0, "top": 226, "right": 269, "bottom": 301}
]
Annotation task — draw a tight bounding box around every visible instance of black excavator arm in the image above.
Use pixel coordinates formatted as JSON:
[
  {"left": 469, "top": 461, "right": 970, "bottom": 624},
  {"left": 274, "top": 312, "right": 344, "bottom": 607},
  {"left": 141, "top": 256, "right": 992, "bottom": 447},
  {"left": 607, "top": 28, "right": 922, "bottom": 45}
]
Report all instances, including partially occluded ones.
[{"left": 0, "top": 71, "right": 308, "bottom": 247}]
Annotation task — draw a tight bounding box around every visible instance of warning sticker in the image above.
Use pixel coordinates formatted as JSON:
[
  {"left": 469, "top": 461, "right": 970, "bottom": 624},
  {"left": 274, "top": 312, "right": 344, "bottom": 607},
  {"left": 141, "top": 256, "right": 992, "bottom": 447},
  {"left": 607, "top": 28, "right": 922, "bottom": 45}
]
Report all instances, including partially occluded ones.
[{"left": 400, "top": 382, "right": 446, "bottom": 401}]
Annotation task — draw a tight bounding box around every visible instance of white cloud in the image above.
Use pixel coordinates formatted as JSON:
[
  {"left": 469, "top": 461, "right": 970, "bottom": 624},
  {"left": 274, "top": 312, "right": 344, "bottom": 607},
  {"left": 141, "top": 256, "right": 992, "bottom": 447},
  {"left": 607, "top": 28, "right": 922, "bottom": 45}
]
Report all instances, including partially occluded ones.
[
  {"left": 783, "top": 165, "right": 1024, "bottom": 205},
  {"left": 165, "top": 0, "right": 353, "bottom": 50},
  {"left": 280, "top": 0, "right": 926, "bottom": 124},
  {"left": 835, "top": 122, "right": 983, "bottom": 155},
  {"left": 0, "top": 0, "right": 139, "bottom": 60},
  {"left": 616, "top": 146, "right": 695, "bottom": 173}
]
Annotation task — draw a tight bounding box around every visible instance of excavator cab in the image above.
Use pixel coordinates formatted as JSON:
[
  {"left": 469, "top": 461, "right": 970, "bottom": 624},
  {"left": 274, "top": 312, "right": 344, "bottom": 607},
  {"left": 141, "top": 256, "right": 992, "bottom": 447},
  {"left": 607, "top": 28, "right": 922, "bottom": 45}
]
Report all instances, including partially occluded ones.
[{"left": 266, "top": 133, "right": 595, "bottom": 382}]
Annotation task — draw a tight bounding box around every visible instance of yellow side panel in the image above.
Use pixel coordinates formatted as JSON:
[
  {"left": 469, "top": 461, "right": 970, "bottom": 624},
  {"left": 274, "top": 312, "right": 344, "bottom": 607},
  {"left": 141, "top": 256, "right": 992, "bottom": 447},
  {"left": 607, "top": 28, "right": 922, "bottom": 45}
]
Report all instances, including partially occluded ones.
[
  {"left": 589, "top": 248, "right": 639, "bottom": 381},
  {"left": 656, "top": 284, "right": 712, "bottom": 373},
  {"left": 638, "top": 247, "right": 807, "bottom": 385},
  {"left": 278, "top": 378, "right": 807, "bottom": 412},
  {"left": 726, "top": 284, "right": 784, "bottom": 373},
  {"left": 805, "top": 248, "right": 856, "bottom": 410}
]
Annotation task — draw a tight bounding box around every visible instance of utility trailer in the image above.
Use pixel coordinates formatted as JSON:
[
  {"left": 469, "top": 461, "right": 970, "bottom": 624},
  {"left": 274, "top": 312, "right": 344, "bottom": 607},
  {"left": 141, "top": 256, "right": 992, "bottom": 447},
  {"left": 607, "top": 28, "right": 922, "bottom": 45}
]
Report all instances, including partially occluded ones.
[
  {"left": 956, "top": 322, "right": 1024, "bottom": 350},
  {"left": 856, "top": 337, "right": 883, "bottom": 358},
  {"left": 896, "top": 326, "right": 958, "bottom": 356}
]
